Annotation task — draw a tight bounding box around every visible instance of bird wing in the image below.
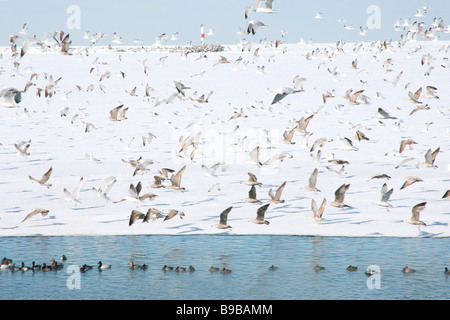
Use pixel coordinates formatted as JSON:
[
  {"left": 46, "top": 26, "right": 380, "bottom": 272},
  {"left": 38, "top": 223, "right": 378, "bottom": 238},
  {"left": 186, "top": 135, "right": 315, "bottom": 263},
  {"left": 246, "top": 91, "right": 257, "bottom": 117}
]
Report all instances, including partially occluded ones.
[
  {"left": 256, "top": 203, "right": 270, "bottom": 220},
  {"left": 284, "top": 128, "right": 296, "bottom": 141},
  {"left": 334, "top": 184, "right": 349, "bottom": 202},
  {"left": 275, "top": 181, "right": 286, "bottom": 200},
  {"left": 249, "top": 146, "right": 261, "bottom": 164},
  {"left": 268, "top": 188, "right": 276, "bottom": 200},
  {"left": 119, "top": 107, "right": 128, "bottom": 119},
  {"left": 249, "top": 185, "right": 258, "bottom": 199},
  {"left": 101, "top": 176, "right": 117, "bottom": 194},
  {"left": 72, "top": 177, "right": 83, "bottom": 198},
  {"left": 153, "top": 175, "right": 163, "bottom": 185},
  {"left": 135, "top": 181, "right": 142, "bottom": 196},
  {"left": 423, "top": 148, "right": 433, "bottom": 164},
  {"left": 308, "top": 169, "right": 318, "bottom": 188},
  {"left": 413, "top": 87, "right": 422, "bottom": 100},
  {"left": 264, "top": 0, "right": 274, "bottom": 10},
  {"left": 312, "top": 198, "right": 326, "bottom": 218},
  {"left": 41, "top": 167, "right": 53, "bottom": 183},
  {"left": 381, "top": 186, "right": 393, "bottom": 202},
  {"left": 219, "top": 206, "right": 233, "bottom": 225},
  {"left": 271, "top": 92, "right": 286, "bottom": 105},
  {"left": 128, "top": 184, "right": 138, "bottom": 198},
  {"left": 393, "top": 71, "right": 403, "bottom": 85},
  {"left": 311, "top": 199, "right": 319, "bottom": 217},
  {"left": 174, "top": 81, "right": 185, "bottom": 96},
  {"left": 351, "top": 89, "right": 364, "bottom": 102},
  {"left": 426, "top": 86, "right": 437, "bottom": 95},
  {"left": 171, "top": 165, "right": 186, "bottom": 187},
  {"left": 431, "top": 147, "right": 440, "bottom": 163},
  {"left": 411, "top": 202, "right": 426, "bottom": 221},
  {"left": 319, "top": 198, "right": 327, "bottom": 216},
  {"left": 399, "top": 140, "right": 409, "bottom": 153},
  {"left": 380, "top": 183, "right": 388, "bottom": 196}
]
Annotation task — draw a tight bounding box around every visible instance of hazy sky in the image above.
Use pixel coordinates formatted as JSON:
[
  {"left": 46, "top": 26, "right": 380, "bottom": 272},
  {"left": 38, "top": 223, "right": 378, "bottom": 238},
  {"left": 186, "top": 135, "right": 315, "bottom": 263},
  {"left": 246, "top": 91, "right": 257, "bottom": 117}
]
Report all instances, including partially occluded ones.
[{"left": 1, "top": 0, "right": 449, "bottom": 46}]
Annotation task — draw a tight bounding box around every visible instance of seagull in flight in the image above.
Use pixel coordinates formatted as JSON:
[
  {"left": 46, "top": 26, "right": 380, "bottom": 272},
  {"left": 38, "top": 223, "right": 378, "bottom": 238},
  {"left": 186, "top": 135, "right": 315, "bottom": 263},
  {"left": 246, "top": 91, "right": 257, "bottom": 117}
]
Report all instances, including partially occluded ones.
[
  {"left": 404, "top": 202, "right": 427, "bottom": 228},
  {"left": 212, "top": 206, "right": 233, "bottom": 230},
  {"left": 372, "top": 183, "right": 393, "bottom": 211},
  {"left": 247, "top": 20, "right": 267, "bottom": 35},
  {"left": 63, "top": 177, "right": 84, "bottom": 205},
  {"left": 331, "top": 183, "right": 350, "bottom": 209},
  {"left": 311, "top": 198, "right": 326, "bottom": 222},
  {"left": 0, "top": 87, "right": 22, "bottom": 107},
  {"left": 92, "top": 176, "right": 117, "bottom": 202},
  {"left": 21, "top": 208, "right": 49, "bottom": 223},
  {"left": 245, "top": 0, "right": 278, "bottom": 19},
  {"left": 270, "top": 87, "right": 303, "bottom": 105},
  {"left": 250, "top": 204, "right": 270, "bottom": 225},
  {"left": 29, "top": 167, "right": 53, "bottom": 188},
  {"left": 116, "top": 182, "right": 158, "bottom": 207}
]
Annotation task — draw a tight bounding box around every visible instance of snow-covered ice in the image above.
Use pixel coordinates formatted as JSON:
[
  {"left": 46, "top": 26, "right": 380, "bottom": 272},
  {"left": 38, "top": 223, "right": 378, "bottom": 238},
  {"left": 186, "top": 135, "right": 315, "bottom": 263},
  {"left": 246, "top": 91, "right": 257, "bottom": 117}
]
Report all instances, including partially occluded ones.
[{"left": 0, "top": 39, "right": 449, "bottom": 237}]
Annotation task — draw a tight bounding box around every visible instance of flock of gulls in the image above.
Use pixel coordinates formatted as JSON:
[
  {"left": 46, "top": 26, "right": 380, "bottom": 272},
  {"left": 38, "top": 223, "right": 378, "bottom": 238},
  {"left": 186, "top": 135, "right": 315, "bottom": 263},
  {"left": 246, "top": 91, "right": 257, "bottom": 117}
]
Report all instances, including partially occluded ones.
[{"left": 0, "top": 1, "right": 449, "bottom": 238}]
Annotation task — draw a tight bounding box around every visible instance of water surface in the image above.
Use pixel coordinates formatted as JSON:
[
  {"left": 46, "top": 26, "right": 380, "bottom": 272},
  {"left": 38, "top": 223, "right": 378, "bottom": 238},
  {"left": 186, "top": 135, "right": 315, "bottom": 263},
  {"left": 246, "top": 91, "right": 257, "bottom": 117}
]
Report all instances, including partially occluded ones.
[{"left": 0, "top": 235, "right": 448, "bottom": 300}]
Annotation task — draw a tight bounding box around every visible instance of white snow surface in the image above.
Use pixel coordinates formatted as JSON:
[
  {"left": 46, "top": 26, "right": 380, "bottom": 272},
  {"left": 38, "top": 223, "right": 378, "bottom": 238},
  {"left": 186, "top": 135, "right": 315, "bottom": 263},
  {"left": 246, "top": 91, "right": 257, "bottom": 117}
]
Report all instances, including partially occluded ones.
[{"left": 0, "top": 40, "right": 449, "bottom": 237}]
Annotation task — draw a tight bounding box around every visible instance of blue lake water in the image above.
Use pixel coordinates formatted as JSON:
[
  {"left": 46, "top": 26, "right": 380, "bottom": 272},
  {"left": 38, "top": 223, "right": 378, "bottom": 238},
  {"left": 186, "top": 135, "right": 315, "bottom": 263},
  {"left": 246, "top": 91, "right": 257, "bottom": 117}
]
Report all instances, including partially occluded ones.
[{"left": 0, "top": 235, "right": 448, "bottom": 300}]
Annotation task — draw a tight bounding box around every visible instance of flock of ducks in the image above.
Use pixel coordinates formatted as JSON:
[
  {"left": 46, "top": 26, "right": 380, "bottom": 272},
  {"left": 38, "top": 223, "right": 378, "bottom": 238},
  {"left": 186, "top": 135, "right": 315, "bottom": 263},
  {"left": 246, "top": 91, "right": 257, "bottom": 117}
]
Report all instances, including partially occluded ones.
[
  {"left": 0, "top": 2, "right": 448, "bottom": 238},
  {"left": 2, "top": 256, "right": 450, "bottom": 278}
]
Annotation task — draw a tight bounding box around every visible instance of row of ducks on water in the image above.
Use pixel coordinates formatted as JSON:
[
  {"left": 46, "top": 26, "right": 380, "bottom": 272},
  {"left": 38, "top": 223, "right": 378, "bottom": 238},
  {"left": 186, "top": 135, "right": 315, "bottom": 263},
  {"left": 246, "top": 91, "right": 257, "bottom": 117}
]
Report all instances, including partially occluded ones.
[
  {"left": 2, "top": 257, "right": 450, "bottom": 275},
  {"left": 0, "top": 256, "right": 231, "bottom": 274}
]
